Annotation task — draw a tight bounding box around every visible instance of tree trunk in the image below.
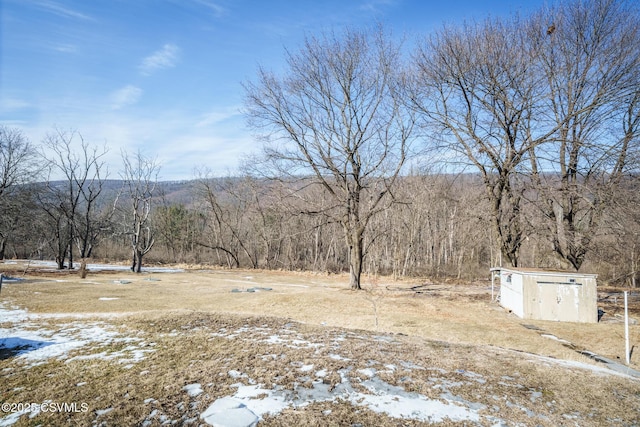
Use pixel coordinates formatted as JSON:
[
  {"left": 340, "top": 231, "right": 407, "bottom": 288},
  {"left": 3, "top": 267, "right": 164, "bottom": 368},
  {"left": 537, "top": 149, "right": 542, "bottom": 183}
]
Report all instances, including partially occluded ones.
[
  {"left": 68, "top": 241, "right": 74, "bottom": 269},
  {"left": 79, "top": 258, "right": 88, "bottom": 279},
  {"left": 349, "top": 244, "right": 363, "bottom": 290},
  {"left": 132, "top": 249, "right": 143, "bottom": 273},
  {"left": 347, "top": 228, "right": 364, "bottom": 290}
]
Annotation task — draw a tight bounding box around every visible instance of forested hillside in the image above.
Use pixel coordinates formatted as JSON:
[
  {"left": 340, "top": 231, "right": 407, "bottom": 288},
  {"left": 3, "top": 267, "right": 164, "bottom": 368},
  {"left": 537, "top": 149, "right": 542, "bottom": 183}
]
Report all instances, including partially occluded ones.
[{"left": 1, "top": 172, "right": 638, "bottom": 285}]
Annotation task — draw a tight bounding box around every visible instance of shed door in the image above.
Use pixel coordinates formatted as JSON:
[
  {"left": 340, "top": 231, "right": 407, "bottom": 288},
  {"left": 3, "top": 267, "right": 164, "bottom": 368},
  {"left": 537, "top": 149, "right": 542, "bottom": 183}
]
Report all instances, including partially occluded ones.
[{"left": 537, "top": 282, "right": 581, "bottom": 322}]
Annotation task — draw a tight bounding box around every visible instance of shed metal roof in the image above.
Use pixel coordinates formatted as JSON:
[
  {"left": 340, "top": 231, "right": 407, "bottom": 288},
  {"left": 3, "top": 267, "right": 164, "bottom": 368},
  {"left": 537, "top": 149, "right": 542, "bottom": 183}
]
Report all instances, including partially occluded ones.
[{"left": 490, "top": 267, "right": 597, "bottom": 278}]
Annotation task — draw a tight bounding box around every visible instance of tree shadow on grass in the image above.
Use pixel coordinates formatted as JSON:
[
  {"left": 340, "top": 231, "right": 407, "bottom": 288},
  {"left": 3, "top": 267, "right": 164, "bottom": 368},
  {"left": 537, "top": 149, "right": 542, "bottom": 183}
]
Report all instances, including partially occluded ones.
[{"left": 0, "top": 337, "right": 54, "bottom": 360}]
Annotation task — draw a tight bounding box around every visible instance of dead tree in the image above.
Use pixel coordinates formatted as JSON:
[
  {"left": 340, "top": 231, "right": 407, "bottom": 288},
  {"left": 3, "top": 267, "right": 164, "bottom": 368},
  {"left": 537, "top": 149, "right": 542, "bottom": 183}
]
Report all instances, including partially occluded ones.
[{"left": 120, "top": 150, "right": 159, "bottom": 273}]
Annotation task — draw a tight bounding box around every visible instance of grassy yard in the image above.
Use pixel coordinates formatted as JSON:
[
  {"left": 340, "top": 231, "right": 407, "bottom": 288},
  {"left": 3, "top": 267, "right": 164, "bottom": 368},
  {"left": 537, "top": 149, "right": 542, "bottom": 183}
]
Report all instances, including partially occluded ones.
[{"left": 1, "top": 261, "right": 639, "bottom": 426}]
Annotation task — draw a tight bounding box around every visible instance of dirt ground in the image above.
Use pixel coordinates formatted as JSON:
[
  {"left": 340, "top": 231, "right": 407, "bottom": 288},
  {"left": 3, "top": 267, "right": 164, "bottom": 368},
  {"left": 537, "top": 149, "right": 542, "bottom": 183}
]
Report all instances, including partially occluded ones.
[{"left": 1, "top": 260, "right": 640, "bottom": 426}]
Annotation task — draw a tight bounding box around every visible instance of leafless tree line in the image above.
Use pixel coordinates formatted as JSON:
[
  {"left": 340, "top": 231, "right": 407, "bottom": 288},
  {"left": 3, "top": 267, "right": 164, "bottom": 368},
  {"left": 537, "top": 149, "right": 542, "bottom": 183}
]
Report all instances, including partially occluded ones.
[
  {"left": 410, "top": 0, "right": 640, "bottom": 272},
  {"left": 1, "top": 0, "right": 639, "bottom": 288},
  {"left": 0, "top": 126, "right": 161, "bottom": 273}
]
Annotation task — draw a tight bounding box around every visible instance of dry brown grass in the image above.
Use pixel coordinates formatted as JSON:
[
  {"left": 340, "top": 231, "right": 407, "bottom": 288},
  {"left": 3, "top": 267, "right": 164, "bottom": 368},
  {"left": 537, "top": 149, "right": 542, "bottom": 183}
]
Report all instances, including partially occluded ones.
[
  {"left": 1, "top": 261, "right": 640, "bottom": 425},
  {"left": 2, "top": 311, "right": 639, "bottom": 426},
  {"left": 2, "top": 263, "right": 638, "bottom": 367}
]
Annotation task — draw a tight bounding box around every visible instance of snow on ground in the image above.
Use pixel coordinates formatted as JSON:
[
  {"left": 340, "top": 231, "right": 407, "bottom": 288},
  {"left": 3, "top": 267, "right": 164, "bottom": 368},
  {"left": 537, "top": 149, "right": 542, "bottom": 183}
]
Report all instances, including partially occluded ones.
[
  {"left": 17, "top": 260, "right": 184, "bottom": 273},
  {"left": 187, "top": 322, "right": 638, "bottom": 427},
  {"left": 198, "top": 371, "right": 488, "bottom": 426},
  {"left": 523, "top": 350, "right": 640, "bottom": 380},
  {"left": 2, "top": 302, "right": 637, "bottom": 426},
  {"left": 183, "top": 383, "right": 204, "bottom": 397},
  {"left": 190, "top": 323, "right": 507, "bottom": 427},
  {"left": 0, "top": 303, "right": 154, "bottom": 368}
]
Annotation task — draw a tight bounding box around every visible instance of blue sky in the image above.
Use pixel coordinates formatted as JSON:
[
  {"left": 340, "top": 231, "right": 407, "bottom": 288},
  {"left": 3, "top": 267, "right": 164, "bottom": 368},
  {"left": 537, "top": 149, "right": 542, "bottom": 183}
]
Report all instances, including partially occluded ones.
[{"left": 1, "top": 0, "right": 543, "bottom": 180}]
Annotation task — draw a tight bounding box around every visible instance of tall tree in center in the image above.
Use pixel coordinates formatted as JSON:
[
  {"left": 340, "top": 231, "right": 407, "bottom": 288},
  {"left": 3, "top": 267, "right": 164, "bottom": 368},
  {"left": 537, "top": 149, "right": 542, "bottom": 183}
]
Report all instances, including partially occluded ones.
[{"left": 244, "top": 26, "right": 415, "bottom": 289}]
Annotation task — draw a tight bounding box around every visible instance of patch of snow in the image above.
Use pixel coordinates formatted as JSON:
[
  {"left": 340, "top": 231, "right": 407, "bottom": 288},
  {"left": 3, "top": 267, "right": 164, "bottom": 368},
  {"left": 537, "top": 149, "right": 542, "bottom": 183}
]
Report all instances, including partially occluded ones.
[
  {"left": 184, "top": 383, "right": 203, "bottom": 397},
  {"left": 400, "top": 360, "right": 424, "bottom": 370},
  {"left": 232, "top": 384, "right": 290, "bottom": 416},
  {"left": 523, "top": 352, "right": 640, "bottom": 381},
  {"left": 260, "top": 354, "right": 277, "bottom": 361},
  {"left": 358, "top": 368, "right": 376, "bottom": 377},
  {"left": 228, "top": 370, "right": 247, "bottom": 379},
  {"left": 290, "top": 339, "right": 321, "bottom": 348},
  {"left": 200, "top": 368, "right": 496, "bottom": 426},
  {"left": 299, "top": 364, "right": 314, "bottom": 372},
  {"left": 373, "top": 335, "right": 396, "bottom": 343},
  {"left": 26, "top": 260, "right": 184, "bottom": 273},
  {"left": 328, "top": 353, "right": 350, "bottom": 361},
  {"left": 264, "top": 335, "right": 285, "bottom": 345},
  {"left": 98, "top": 297, "right": 120, "bottom": 301},
  {"left": 530, "top": 391, "right": 543, "bottom": 402},
  {"left": 200, "top": 397, "right": 259, "bottom": 427},
  {"left": 0, "top": 303, "right": 153, "bottom": 367},
  {"left": 457, "top": 369, "right": 487, "bottom": 384},
  {"left": 541, "top": 334, "right": 572, "bottom": 344},
  {"left": 0, "top": 333, "right": 85, "bottom": 363},
  {"left": 0, "top": 306, "right": 30, "bottom": 323},
  {"left": 353, "top": 390, "right": 480, "bottom": 423},
  {"left": 0, "top": 411, "right": 27, "bottom": 427},
  {"left": 95, "top": 408, "right": 114, "bottom": 416}
]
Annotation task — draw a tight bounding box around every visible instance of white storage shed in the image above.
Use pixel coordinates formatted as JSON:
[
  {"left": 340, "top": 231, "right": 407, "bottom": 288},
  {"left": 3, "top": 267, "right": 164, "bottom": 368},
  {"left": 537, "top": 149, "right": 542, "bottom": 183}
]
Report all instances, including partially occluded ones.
[{"left": 492, "top": 267, "right": 598, "bottom": 323}]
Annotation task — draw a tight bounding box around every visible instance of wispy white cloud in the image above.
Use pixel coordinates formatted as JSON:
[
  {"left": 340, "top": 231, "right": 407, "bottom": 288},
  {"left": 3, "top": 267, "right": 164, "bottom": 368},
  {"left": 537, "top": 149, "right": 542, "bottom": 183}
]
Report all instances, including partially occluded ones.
[
  {"left": 196, "top": 106, "right": 242, "bottom": 127},
  {"left": 52, "top": 43, "right": 78, "bottom": 53},
  {"left": 189, "top": 0, "right": 226, "bottom": 18},
  {"left": 0, "top": 98, "right": 31, "bottom": 114},
  {"left": 31, "top": 0, "right": 94, "bottom": 21},
  {"left": 359, "top": 0, "right": 398, "bottom": 13},
  {"left": 110, "top": 85, "right": 142, "bottom": 110},
  {"left": 12, "top": 101, "right": 252, "bottom": 180},
  {"left": 139, "top": 44, "right": 180, "bottom": 76}
]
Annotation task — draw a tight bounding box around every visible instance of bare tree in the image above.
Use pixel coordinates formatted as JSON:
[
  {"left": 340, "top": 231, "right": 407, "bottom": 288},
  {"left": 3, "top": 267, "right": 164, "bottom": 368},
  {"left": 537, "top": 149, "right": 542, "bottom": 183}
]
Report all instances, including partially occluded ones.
[
  {"left": 527, "top": 0, "right": 640, "bottom": 270},
  {"left": 0, "top": 126, "right": 37, "bottom": 196},
  {"left": 37, "top": 128, "right": 108, "bottom": 269},
  {"left": 195, "top": 173, "right": 248, "bottom": 268},
  {"left": 244, "top": 26, "right": 415, "bottom": 289},
  {"left": 120, "top": 150, "right": 160, "bottom": 273},
  {"left": 411, "top": 16, "right": 551, "bottom": 267},
  {"left": 0, "top": 126, "right": 38, "bottom": 259}
]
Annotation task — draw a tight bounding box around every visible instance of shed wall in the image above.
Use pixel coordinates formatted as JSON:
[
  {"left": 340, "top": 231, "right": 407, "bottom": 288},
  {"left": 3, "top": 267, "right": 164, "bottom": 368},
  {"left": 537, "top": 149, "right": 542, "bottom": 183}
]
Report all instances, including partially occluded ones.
[
  {"left": 499, "top": 270, "right": 524, "bottom": 318},
  {"left": 499, "top": 269, "right": 597, "bottom": 323}
]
